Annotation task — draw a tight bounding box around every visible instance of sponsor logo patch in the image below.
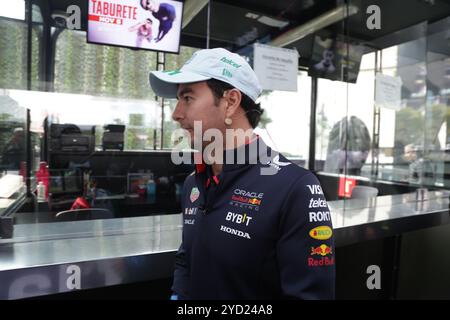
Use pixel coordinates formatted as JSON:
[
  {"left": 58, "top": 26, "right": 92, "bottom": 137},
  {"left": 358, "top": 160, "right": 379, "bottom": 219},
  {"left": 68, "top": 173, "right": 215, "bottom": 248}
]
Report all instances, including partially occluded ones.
[
  {"left": 234, "top": 189, "right": 264, "bottom": 199},
  {"left": 309, "top": 211, "right": 331, "bottom": 222},
  {"left": 190, "top": 187, "right": 200, "bottom": 203},
  {"left": 226, "top": 211, "right": 253, "bottom": 226},
  {"left": 220, "top": 56, "right": 242, "bottom": 68},
  {"left": 220, "top": 225, "right": 251, "bottom": 239},
  {"left": 266, "top": 155, "right": 291, "bottom": 171},
  {"left": 184, "top": 207, "right": 198, "bottom": 215},
  {"left": 308, "top": 256, "right": 335, "bottom": 267},
  {"left": 309, "top": 226, "right": 333, "bottom": 240},
  {"left": 307, "top": 184, "right": 323, "bottom": 195},
  {"left": 308, "top": 198, "right": 328, "bottom": 209},
  {"left": 229, "top": 188, "right": 264, "bottom": 211},
  {"left": 311, "top": 244, "right": 333, "bottom": 257}
]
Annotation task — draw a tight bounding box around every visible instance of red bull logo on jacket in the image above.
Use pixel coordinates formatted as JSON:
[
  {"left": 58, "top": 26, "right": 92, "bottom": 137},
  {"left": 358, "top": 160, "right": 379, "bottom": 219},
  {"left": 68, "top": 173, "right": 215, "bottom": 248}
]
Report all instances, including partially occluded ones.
[
  {"left": 230, "top": 189, "right": 264, "bottom": 211},
  {"left": 248, "top": 198, "right": 261, "bottom": 205},
  {"left": 311, "top": 244, "right": 333, "bottom": 257},
  {"left": 308, "top": 256, "right": 335, "bottom": 267}
]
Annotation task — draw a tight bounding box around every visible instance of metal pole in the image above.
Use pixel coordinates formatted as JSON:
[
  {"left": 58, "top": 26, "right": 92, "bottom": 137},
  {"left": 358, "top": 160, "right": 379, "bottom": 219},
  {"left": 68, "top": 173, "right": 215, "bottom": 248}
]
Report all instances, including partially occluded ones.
[
  {"left": 156, "top": 52, "right": 165, "bottom": 149},
  {"left": 26, "top": 0, "right": 32, "bottom": 90},
  {"left": 371, "top": 50, "right": 381, "bottom": 181},
  {"left": 26, "top": 109, "right": 32, "bottom": 198},
  {"left": 308, "top": 77, "right": 318, "bottom": 171},
  {"left": 206, "top": 0, "right": 211, "bottom": 49}
]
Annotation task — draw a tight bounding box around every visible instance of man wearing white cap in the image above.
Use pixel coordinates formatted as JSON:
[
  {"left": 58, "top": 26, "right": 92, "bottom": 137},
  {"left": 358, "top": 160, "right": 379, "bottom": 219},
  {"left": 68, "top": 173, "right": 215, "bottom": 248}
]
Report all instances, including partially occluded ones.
[{"left": 150, "top": 48, "right": 335, "bottom": 300}]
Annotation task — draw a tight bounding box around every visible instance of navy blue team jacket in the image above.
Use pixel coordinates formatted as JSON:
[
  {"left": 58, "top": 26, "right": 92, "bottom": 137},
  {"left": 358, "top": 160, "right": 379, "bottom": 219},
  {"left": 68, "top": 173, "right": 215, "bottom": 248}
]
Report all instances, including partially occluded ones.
[{"left": 172, "top": 137, "right": 335, "bottom": 299}]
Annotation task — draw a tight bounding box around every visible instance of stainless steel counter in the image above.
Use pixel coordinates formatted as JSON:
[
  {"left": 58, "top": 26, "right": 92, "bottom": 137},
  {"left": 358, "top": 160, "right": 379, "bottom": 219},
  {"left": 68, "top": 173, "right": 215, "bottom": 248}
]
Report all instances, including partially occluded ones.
[
  {"left": 0, "top": 190, "right": 449, "bottom": 299},
  {"left": 329, "top": 190, "right": 450, "bottom": 246},
  {"left": 0, "top": 214, "right": 182, "bottom": 299},
  {"left": 0, "top": 214, "right": 182, "bottom": 270}
]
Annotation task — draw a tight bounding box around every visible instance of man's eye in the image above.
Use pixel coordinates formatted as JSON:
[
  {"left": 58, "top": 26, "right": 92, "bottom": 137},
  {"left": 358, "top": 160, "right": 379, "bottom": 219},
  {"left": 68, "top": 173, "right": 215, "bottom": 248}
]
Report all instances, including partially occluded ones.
[{"left": 184, "top": 96, "right": 192, "bottom": 102}]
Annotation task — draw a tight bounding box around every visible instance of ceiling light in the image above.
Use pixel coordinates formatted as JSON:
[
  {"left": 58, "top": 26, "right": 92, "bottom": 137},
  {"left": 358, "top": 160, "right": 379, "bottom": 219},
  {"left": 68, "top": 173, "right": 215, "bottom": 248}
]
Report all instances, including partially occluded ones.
[
  {"left": 269, "top": 4, "right": 359, "bottom": 47},
  {"left": 182, "top": 0, "right": 209, "bottom": 29}
]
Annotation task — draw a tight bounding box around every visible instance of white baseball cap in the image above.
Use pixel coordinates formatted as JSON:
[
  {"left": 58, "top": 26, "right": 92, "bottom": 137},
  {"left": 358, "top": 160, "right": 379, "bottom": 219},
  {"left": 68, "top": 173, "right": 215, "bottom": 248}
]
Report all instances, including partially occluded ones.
[{"left": 149, "top": 48, "right": 262, "bottom": 102}]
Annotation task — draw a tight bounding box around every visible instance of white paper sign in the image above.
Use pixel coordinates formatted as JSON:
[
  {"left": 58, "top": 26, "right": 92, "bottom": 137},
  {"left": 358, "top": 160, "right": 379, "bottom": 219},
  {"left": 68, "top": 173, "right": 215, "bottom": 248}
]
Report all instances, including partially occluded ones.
[
  {"left": 253, "top": 43, "right": 298, "bottom": 92},
  {"left": 375, "top": 74, "right": 402, "bottom": 110}
]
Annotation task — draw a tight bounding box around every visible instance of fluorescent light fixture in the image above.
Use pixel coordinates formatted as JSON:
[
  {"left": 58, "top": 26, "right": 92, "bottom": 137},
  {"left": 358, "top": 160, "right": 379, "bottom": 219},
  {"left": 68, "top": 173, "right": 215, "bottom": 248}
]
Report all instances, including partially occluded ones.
[
  {"left": 269, "top": 4, "right": 359, "bottom": 47},
  {"left": 257, "top": 16, "right": 289, "bottom": 28},
  {"left": 182, "top": 0, "right": 209, "bottom": 29},
  {"left": 246, "top": 12, "right": 260, "bottom": 19}
]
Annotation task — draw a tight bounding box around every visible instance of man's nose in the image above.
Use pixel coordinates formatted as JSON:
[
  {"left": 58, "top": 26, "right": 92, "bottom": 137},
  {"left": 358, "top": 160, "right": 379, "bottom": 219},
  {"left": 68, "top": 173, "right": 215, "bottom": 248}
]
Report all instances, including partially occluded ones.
[{"left": 172, "top": 101, "right": 184, "bottom": 123}]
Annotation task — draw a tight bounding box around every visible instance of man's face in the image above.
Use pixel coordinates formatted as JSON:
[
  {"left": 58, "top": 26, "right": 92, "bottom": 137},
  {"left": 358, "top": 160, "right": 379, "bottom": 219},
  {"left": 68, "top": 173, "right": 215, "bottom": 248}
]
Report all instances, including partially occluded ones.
[
  {"left": 173, "top": 82, "right": 226, "bottom": 149},
  {"left": 404, "top": 146, "right": 417, "bottom": 162},
  {"left": 141, "top": 0, "right": 157, "bottom": 12}
]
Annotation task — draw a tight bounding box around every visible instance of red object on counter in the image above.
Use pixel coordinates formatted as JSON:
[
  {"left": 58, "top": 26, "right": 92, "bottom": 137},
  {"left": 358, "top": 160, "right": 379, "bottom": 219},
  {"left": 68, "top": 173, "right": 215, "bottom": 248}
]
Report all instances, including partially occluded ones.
[
  {"left": 70, "top": 197, "right": 91, "bottom": 210},
  {"left": 338, "top": 176, "right": 356, "bottom": 198},
  {"left": 36, "top": 161, "right": 50, "bottom": 199}
]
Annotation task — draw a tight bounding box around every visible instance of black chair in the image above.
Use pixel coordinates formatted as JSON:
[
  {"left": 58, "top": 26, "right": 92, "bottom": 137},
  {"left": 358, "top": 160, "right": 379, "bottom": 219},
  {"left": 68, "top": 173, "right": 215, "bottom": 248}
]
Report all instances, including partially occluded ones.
[{"left": 55, "top": 208, "right": 114, "bottom": 221}]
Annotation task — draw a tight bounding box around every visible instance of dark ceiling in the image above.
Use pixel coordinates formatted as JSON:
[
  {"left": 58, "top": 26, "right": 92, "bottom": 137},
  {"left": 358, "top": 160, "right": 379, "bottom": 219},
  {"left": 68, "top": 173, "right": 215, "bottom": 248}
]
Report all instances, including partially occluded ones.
[{"left": 38, "top": 0, "right": 450, "bottom": 66}]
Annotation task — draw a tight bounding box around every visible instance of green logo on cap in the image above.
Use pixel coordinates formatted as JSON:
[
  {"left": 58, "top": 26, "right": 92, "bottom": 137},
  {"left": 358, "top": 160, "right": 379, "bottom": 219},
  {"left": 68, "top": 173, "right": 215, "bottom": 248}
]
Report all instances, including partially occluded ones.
[
  {"left": 222, "top": 68, "right": 233, "bottom": 78},
  {"left": 163, "top": 70, "right": 181, "bottom": 76},
  {"left": 220, "top": 57, "right": 241, "bottom": 68}
]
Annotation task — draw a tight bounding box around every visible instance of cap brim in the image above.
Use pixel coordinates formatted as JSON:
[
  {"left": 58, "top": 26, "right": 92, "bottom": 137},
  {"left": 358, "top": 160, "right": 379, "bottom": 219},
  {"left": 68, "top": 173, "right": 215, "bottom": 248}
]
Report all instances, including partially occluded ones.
[{"left": 149, "top": 70, "right": 211, "bottom": 99}]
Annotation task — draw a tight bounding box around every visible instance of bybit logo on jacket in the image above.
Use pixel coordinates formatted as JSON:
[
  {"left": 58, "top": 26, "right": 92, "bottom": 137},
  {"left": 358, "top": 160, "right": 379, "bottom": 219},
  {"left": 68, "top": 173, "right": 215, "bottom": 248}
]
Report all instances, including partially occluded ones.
[
  {"left": 226, "top": 211, "right": 253, "bottom": 226},
  {"left": 230, "top": 188, "right": 264, "bottom": 211}
]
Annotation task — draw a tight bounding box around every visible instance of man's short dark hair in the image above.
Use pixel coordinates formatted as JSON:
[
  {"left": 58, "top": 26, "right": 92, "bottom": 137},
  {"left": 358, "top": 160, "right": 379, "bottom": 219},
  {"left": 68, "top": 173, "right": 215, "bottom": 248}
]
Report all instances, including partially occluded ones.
[{"left": 206, "top": 79, "right": 264, "bottom": 129}]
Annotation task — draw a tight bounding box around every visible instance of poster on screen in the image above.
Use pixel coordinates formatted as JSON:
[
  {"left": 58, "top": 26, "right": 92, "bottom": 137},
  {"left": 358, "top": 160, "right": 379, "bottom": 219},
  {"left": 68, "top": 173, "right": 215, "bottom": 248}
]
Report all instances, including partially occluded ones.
[{"left": 87, "top": 0, "right": 183, "bottom": 54}]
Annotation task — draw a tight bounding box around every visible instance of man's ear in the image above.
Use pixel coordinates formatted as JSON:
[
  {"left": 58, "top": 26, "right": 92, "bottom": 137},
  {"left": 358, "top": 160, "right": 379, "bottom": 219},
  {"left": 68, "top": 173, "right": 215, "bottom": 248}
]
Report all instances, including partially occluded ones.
[{"left": 224, "top": 89, "right": 242, "bottom": 118}]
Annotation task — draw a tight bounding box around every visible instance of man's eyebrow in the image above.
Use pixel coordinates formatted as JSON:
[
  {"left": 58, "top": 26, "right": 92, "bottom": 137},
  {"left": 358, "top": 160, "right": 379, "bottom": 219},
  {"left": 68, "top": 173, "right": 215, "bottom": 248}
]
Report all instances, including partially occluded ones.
[{"left": 177, "top": 87, "right": 194, "bottom": 98}]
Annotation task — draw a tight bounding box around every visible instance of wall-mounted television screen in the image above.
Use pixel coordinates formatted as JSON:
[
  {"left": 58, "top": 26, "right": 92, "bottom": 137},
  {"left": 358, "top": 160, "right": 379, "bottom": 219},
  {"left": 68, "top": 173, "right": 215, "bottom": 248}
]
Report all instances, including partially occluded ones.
[
  {"left": 308, "top": 35, "right": 364, "bottom": 83},
  {"left": 87, "top": 0, "right": 183, "bottom": 54}
]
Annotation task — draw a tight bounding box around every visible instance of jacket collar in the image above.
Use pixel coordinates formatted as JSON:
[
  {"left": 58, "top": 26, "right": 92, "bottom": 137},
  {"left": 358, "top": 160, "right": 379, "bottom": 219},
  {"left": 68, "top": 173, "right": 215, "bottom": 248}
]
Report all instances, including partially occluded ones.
[{"left": 194, "top": 134, "right": 272, "bottom": 174}]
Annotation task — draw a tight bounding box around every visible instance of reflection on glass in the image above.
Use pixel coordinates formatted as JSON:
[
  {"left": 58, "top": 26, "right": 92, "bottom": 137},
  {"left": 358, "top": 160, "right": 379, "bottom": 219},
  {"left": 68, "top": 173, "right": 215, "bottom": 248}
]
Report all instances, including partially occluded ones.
[
  {"left": 257, "top": 72, "right": 312, "bottom": 165},
  {"left": 1, "top": 127, "right": 25, "bottom": 170},
  {"left": 317, "top": 19, "right": 449, "bottom": 190},
  {"left": 315, "top": 52, "right": 375, "bottom": 174},
  {"left": 0, "top": 94, "right": 26, "bottom": 217},
  {"left": 0, "top": 95, "right": 26, "bottom": 172},
  {"left": 324, "top": 116, "right": 371, "bottom": 176}
]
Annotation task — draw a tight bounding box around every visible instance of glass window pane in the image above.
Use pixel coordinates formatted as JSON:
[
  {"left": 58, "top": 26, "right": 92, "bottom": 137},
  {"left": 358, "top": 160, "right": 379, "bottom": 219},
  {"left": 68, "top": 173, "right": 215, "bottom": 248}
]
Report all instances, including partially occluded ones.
[
  {"left": 0, "top": 19, "right": 28, "bottom": 90},
  {"left": 257, "top": 71, "right": 311, "bottom": 167},
  {"left": 0, "top": 0, "right": 25, "bottom": 20}
]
